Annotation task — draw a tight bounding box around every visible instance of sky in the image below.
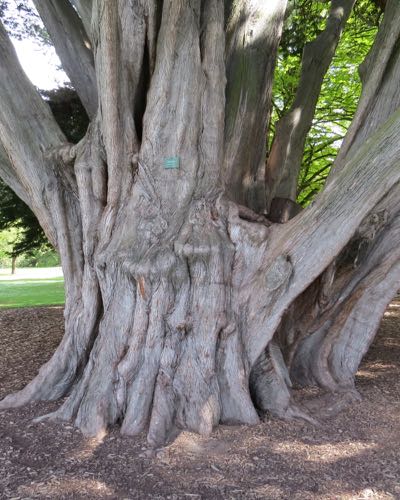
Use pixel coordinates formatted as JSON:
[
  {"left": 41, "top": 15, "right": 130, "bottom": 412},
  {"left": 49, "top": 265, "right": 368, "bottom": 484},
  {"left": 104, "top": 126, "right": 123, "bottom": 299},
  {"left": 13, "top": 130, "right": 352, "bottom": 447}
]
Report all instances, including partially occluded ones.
[
  {"left": 4, "top": 0, "right": 67, "bottom": 90},
  {"left": 13, "top": 38, "right": 67, "bottom": 90}
]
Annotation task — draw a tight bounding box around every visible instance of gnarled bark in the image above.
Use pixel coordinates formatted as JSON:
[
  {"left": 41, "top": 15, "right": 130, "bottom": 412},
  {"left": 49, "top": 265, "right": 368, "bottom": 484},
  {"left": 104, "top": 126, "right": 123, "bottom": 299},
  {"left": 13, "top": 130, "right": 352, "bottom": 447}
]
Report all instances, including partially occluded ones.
[{"left": 0, "top": 0, "right": 399, "bottom": 449}]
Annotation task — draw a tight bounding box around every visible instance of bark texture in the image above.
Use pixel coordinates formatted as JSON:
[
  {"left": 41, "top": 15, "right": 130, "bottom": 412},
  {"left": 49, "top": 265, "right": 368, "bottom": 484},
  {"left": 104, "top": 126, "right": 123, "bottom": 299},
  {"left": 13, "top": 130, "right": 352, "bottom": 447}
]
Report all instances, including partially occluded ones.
[
  {"left": 70, "top": 0, "right": 93, "bottom": 37},
  {"left": 0, "top": 0, "right": 399, "bottom": 448},
  {"left": 224, "top": 0, "right": 287, "bottom": 212}
]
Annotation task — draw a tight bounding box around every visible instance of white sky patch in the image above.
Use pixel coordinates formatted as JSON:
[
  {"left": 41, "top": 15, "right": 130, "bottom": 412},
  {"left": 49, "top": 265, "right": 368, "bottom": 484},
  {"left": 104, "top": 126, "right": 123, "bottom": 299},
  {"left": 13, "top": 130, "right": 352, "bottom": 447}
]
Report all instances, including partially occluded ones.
[{"left": 12, "top": 38, "right": 69, "bottom": 90}]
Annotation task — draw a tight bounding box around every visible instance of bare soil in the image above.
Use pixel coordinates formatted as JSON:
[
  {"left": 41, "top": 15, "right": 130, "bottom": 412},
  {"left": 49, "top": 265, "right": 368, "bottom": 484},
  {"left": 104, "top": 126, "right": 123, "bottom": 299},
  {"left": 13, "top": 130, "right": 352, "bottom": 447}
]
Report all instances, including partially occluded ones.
[{"left": 0, "top": 302, "right": 399, "bottom": 499}]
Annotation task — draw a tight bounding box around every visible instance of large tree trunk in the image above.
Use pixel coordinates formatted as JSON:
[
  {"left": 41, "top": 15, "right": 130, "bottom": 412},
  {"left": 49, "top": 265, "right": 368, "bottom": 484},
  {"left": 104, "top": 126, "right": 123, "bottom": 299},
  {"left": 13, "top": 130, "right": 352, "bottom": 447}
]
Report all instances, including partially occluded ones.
[{"left": 0, "top": 0, "right": 399, "bottom": 449}]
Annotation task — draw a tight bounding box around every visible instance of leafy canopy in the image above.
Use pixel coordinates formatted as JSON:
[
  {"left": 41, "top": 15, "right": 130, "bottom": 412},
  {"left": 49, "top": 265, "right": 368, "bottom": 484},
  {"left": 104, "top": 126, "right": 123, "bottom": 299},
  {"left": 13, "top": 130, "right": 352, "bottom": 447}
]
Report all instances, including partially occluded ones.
[{"left": 271, "top": 0, "right": 381, "bottom": 205}]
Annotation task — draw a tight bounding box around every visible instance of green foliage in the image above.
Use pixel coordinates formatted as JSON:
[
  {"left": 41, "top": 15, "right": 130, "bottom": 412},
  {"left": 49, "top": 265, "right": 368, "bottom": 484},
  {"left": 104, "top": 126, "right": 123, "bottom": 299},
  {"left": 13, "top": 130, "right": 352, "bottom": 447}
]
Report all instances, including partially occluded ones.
[
  {"left": 0, "top": 227, "right": 60, "bottom": 269},
  {"left": 0, "top": 228, "right": 18, "bottom": 267},
  {"left": 271, "top": 0, "right": 381, "bottom": 205},
  {"left": 18, "top": 248, "right": 60, "bottom": 268},
  {"left": 43, "top": 87, "right": 89, "bottom": 144},
  {"left": 0, "top": 0, "right": 49, "bottom": 43}
]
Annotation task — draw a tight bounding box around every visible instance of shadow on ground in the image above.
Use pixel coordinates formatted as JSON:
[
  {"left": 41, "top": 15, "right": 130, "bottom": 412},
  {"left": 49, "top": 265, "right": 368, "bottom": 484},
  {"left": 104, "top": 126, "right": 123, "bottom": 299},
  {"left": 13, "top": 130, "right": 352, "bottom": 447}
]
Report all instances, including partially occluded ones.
[{"left": 0, "top": 302, "right": 399, "bottom": 499}]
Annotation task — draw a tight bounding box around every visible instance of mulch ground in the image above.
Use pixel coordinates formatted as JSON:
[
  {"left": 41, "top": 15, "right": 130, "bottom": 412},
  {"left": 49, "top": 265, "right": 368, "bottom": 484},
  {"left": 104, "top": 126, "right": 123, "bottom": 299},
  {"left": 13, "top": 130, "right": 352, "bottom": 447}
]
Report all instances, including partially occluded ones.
[{"left": 0, "top": 302, "right": 399, "bottom": 500}]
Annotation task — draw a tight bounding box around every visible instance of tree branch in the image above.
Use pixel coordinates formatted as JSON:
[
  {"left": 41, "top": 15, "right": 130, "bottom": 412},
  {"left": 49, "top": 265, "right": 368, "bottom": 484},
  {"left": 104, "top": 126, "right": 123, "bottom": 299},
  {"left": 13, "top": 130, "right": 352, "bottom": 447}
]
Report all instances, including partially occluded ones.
[
  {"left": 240, "top": 107, "right": 400, "bottom": 364},
  {"left": 33, "top": 0, "right": 97, "bottom": 118},
  {"left": 333, "top": 0, "right": 400, "bottom": 171},
  {"left": 0, "top": 20, "right": 74, "bottom": 245},
  {"left": 69, "top": 0, "right": 93, "bottom": 38},
  {"left": 265, "top": 0, "right": 355, "bottom": 206},
  {"left": 224, "top": 0, "right": 288, "bottom": 212}
]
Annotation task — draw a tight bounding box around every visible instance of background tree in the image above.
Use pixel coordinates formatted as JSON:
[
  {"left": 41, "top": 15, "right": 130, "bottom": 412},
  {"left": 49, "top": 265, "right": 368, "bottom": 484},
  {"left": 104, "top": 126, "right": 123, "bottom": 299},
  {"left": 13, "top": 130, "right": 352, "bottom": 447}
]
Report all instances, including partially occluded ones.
[{"left": 0, "top": 0, "right": 399, "bottom": 451}]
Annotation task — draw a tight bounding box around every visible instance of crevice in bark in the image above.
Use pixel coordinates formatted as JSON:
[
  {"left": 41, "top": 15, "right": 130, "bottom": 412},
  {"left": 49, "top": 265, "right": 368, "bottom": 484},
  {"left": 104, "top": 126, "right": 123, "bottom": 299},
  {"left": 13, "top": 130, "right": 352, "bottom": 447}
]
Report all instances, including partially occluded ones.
[
  {"left": 69, "top": 0, "right": 93, "bottom": 40},
  {"left": 249, "top": 340, "right": 318, "bottom": 425}
]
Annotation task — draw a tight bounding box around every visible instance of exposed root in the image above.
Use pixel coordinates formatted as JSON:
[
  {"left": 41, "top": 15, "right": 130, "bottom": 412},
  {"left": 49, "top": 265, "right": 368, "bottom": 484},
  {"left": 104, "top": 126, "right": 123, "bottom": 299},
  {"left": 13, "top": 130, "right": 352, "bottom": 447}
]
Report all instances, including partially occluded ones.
[
  {"left": 302, "top": 389, "right": 362, "bottom": 420},
  {"left": 270, "top": 402, "right": 321, "bottom": 427},
  {"left": 0, "top": 281, "right": 100, "bottom": 410},
  {"left": 0, "top": 192, "right": 384, "bottom": 448}
]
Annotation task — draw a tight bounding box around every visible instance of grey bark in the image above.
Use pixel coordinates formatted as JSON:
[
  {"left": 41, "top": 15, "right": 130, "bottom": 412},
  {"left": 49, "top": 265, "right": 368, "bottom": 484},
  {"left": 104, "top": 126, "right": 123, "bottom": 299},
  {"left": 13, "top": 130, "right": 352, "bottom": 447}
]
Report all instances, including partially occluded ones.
[
  {"left": 265, "top": 0, "right": 355, "bottom": 205},
  {"left": 0, "top": 0, "right": 399, "bottom": 448},
  {"left": 224, "top": 0, "right": 287, "bottom": 212},
  {"left": 69, "top": 0, "right": 93, "bottom": 37},
  {"left": 33, "top": 0, "right": 97, "bottom": 118}
]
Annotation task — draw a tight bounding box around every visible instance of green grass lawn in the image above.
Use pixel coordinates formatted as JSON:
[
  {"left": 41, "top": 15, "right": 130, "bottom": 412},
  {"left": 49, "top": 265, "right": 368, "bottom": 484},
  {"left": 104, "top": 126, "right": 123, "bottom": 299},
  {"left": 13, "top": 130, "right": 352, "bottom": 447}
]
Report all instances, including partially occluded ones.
[{"left": 0, "top": 277, "right": 65, "bottom": 308}]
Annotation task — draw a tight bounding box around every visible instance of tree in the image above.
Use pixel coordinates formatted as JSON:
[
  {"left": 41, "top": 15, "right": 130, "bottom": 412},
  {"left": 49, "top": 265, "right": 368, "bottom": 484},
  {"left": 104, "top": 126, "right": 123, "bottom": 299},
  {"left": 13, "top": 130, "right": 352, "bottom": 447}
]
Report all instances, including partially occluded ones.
[
  {"left": 0, "top": 87, "right": 89, "bottom": 266},
  {"left": 0, "top": 227, "right": 18, "bottom": 272},
  {"left": 0, "top": 0, "right": 399, "bottom": 450},
  {"left": 0, "top": 181, "right": 48, "bottom": 270}
]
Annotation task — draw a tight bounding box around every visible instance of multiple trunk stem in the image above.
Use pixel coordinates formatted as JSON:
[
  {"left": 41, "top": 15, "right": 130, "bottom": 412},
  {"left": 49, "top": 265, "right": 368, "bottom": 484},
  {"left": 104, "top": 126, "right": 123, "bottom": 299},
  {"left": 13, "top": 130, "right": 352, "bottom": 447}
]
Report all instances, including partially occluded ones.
[{"left": 0, "top": 0, "right": 399, "bottom": 448}]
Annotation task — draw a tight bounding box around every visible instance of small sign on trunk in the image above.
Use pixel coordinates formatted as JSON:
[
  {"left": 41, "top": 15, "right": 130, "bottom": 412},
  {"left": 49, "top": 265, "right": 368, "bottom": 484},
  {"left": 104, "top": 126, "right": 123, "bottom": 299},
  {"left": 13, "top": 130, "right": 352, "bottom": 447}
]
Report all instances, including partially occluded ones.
[{"left": 163, "top": 157, "right": 180, "bottom": 169}]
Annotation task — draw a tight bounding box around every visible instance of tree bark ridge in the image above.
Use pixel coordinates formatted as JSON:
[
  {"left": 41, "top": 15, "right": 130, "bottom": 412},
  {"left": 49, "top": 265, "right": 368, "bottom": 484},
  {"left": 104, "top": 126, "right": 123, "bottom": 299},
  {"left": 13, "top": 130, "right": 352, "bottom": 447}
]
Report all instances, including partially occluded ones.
[{"left": 224, "top": 0, "right": 287, "bottom": 212}]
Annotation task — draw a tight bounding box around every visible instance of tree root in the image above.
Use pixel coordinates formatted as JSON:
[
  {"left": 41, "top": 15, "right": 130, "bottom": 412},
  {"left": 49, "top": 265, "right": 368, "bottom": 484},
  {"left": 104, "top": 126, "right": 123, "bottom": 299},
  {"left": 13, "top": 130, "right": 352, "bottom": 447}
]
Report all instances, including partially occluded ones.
[{"left": 301, "top": 389, "right": 362, "bottom": 420}]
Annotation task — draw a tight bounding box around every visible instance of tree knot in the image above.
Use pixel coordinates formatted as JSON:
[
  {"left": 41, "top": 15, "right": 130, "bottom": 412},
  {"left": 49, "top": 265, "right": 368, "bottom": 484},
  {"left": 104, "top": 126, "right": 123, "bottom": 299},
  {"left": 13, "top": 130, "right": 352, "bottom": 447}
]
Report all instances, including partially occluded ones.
[
  {"left": 265, "top": 255, "right": 293, "bottom": 291},
  {"left": 357, "top": 209, "right": 389, "bottom": 241},
  {"left": 45, "top": 142, "right": 77, "bottom": 166}
]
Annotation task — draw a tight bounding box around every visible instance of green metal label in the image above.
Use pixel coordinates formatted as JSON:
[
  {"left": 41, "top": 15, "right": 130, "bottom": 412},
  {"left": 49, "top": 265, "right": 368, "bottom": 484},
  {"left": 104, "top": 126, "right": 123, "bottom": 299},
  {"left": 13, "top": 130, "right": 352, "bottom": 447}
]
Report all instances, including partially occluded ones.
[{"left": 163, "top": 156, "right": 180, "bottom": 169}]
